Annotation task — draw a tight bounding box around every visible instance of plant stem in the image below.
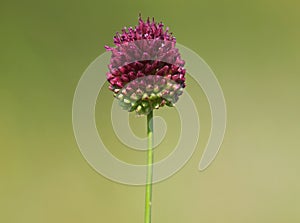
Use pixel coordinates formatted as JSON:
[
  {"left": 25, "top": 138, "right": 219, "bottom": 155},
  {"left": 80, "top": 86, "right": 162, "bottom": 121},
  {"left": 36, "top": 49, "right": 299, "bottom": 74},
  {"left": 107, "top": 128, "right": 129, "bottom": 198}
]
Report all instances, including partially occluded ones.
[{"left": 145, "top": 110, "right": 153, "bottom": 223}]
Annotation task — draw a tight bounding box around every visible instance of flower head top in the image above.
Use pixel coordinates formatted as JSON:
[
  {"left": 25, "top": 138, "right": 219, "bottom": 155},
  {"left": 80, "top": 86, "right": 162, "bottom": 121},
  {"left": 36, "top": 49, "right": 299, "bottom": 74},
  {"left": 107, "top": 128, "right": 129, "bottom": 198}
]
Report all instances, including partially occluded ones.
[{"left": 105, "top": 15, "right": 186, "bottom": 115}]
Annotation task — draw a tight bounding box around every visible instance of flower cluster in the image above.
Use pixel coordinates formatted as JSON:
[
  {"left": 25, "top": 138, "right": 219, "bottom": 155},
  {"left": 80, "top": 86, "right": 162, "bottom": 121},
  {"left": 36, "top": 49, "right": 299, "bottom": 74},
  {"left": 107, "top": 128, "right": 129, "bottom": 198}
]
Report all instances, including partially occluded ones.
[{"left": 105, "top": 16, "right": 186, "bottom": 115}]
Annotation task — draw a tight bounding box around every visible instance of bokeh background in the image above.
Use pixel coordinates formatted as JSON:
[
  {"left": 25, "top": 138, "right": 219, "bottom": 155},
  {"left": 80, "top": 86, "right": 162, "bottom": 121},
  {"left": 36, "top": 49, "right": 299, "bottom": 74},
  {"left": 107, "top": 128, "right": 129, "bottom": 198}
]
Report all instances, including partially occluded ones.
[{"left": 1, "top": 0, "right": 300, "bottom": 222}]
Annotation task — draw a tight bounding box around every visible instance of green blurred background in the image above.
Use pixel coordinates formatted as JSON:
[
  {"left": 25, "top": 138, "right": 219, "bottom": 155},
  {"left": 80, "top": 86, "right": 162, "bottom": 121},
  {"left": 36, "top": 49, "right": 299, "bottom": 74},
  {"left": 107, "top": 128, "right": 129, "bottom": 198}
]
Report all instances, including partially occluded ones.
[{"left": 1, "top": 0, "right": 300, "bottom": 222}]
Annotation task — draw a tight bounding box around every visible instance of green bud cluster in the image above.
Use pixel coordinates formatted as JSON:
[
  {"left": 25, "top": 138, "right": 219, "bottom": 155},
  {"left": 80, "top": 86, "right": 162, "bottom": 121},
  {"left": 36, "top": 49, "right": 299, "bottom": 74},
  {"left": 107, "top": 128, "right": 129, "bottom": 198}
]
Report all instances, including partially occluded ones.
[{"left": 114, "top": 76, "right": 184, "bottom": 115}]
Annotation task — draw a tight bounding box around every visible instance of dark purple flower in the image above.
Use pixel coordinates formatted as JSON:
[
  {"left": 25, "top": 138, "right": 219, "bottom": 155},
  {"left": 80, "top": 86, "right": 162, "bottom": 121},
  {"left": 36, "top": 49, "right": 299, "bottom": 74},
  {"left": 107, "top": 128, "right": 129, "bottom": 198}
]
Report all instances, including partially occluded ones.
[{"left": 105, "top": 15, "right": 186, "bottom": 115}]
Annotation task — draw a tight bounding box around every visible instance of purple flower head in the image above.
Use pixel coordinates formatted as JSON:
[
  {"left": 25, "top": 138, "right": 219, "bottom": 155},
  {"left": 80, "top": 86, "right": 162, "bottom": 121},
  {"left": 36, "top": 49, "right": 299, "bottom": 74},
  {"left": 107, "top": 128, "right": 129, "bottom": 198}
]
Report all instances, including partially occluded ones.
[{"left": 105, "top": 15, "right": 186, "bottom": 115}]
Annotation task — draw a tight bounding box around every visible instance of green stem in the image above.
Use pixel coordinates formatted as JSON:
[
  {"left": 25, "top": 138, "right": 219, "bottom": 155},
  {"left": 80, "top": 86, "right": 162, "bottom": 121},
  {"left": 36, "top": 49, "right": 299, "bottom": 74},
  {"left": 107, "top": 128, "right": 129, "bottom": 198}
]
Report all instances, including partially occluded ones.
[{"left": 145, "top": 110, "right": 153, "bottom": 223}]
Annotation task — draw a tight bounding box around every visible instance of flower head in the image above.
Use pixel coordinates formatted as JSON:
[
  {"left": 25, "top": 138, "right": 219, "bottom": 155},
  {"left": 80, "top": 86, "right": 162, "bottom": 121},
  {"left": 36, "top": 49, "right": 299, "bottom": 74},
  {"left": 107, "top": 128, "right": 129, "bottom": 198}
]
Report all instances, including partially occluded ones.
[{"left": 105, "top": 15, "right": 186, "bottom": 115}]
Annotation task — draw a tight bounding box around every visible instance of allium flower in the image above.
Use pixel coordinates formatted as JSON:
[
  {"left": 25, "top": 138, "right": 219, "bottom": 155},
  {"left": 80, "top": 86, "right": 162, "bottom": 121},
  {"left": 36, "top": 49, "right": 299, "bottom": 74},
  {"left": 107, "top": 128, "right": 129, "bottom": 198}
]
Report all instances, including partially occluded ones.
[
  {"left": 104, "top": 15, "right": 187, "bottom": 223},
  {"left": 105, "top": 15, "right": 186, "bottom": 115}
]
